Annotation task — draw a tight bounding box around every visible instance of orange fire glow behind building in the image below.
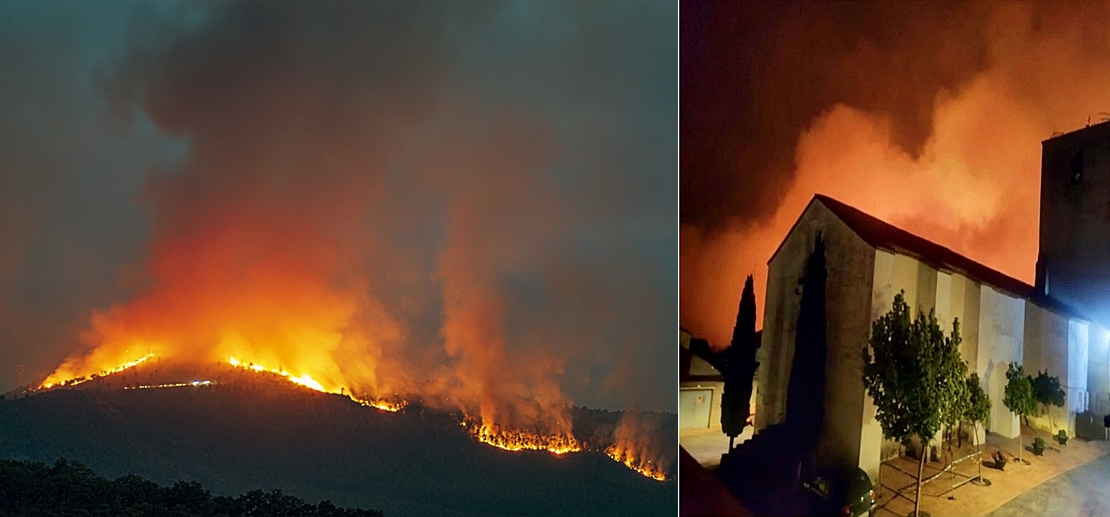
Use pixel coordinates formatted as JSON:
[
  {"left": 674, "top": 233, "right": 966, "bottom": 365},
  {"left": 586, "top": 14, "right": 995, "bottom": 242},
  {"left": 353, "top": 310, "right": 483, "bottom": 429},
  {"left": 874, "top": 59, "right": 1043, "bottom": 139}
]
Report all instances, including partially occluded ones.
[{"left": 682, "top": 5, "right": 1110, "bottom": 346}]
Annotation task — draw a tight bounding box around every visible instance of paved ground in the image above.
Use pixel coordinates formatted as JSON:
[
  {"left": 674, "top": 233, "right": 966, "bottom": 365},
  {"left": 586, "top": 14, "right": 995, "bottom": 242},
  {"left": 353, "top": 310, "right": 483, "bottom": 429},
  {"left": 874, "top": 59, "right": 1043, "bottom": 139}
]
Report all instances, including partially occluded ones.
[
  {"left": 873, "top": 426, "right": 1110, "bottom": 517},
  {"left": 985, "top": 454, "right": 1110, "bottom": 517},
  {"left": 680, "top": 425, "right": 752, "bottom": 469}
]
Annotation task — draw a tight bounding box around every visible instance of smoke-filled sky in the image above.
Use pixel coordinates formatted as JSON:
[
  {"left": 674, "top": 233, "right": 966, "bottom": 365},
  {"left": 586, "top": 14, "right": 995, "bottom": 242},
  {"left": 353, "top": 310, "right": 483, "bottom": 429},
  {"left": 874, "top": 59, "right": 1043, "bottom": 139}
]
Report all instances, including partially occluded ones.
[
  {"left": 682, "top": 1, "right": 1110, "bottom": 345},
  {"left": 0, "top": 2, "right": 676, "bottom": 415}
]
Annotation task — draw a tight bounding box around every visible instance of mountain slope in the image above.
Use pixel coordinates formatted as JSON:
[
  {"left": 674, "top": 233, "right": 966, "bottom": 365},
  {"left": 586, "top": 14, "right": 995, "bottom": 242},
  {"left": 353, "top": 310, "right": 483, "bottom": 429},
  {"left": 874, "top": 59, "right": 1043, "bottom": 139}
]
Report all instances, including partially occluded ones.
[{"left": 0, "top": 382, "right": 675, "bottom": 517}]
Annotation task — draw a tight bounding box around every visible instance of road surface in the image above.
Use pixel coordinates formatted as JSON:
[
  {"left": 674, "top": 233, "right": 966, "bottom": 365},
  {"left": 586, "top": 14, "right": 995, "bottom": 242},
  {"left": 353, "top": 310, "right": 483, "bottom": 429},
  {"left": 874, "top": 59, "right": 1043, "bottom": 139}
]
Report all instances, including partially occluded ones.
[{"left": 986, "top": 454, "right": 1110, "bottom": 517}]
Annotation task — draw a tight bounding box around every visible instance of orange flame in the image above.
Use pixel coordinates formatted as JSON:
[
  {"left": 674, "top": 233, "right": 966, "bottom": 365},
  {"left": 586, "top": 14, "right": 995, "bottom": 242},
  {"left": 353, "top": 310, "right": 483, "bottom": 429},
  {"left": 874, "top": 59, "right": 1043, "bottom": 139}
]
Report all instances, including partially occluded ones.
[
  {"left": 227, "top": 356, "right": 406, "bottom": 411},
  {"left": 605, "top": 444, "right": 668, "bottom": 481},
  {"left": 464, "top": 420, "right": 581, "bottom": 455},
  {"left": 41, "top": 353, "right": 155, "bottom": 389},
  {"left": 603, "top": 412, "right": 673, "bottom": 481},
  {"left": 228, "top": 356, "right": 328, "bottom": 392}
]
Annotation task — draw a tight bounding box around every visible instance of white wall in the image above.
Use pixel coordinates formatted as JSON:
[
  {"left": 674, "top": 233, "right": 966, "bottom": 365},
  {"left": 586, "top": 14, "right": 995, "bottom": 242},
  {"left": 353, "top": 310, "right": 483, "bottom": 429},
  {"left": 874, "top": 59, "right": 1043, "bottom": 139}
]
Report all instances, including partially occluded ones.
[
  {"left": 860, "top": 249, "right": 895, "bottom": 483},
  {"left": 977, "top": 286, "right": 1025, "bottom": 439},
  {"left": 1023, "top": 303, "right": 1074, "bottom": 435},
  {"left": 1089, "top": 324, "right": 1110, "bottom": 416},
  {"left": 1068, "top": 319, "right": 1090, "bottom": 434}
]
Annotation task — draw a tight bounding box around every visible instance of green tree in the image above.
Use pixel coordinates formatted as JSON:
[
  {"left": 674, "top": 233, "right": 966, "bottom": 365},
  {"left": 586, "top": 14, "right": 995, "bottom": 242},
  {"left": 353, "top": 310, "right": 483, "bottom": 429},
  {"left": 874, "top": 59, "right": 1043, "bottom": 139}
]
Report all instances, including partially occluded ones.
[
  {"left": 1030, "top": 370, "right": 1066, "bottom": 433},
  {"left": 964, "top": 373, "right": 991, "bottom": 483},
  {"left": 862, "top": 292, "right": 966, "bottom": 517},
  {"left": 1003, "top": 363, "right": 1036, "bottom": 462}
]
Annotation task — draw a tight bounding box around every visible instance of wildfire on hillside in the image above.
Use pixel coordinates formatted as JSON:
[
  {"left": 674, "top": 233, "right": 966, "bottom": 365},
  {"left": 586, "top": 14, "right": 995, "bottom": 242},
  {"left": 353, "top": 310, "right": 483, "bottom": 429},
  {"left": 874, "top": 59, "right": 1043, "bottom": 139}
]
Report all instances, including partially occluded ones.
[
  {"left": 41, "top": 353, "right": 154, "bottom": 389},
  {"left": 605, "top": 444, "right": 668, "bottom": 482},
  {"left": 604, "top": 412, "right": 675, "bottom": 482},
  {"left": 124, "top": 380, "right": 213, "bottom": 390},
  {"left": 463, "top": 419, "right": 581, "bottom": 456},
  {"left": 227, "top": 357, "right": 407, "bottom": 412},
  {"left": 228, "top": 357, "right": 328, "bottom": 393}
]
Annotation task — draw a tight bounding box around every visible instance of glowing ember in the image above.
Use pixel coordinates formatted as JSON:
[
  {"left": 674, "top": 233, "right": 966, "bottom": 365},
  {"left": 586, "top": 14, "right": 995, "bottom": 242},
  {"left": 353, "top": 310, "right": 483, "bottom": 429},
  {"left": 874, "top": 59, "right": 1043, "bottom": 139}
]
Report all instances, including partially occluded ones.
[
  {"left": 354, "top": 397, "right": 407, "bottom": 412},
  {"left": 124, "top": 380, "right": 213, "bottom": 390},
  {"left": 464, "top": 420, "right": 581, "bottom": 455},
  {"left": 41, "top": 353, "right": 155, "bottom": 389},
  {"left": 605, "top": 444, "right": 668, "bottom": 481}
]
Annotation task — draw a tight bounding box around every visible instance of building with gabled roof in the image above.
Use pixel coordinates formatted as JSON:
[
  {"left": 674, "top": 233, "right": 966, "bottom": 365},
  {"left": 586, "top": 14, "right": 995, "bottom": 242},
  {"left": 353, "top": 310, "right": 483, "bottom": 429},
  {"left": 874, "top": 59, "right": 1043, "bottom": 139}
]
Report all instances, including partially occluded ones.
[{"left": 754, "top": 192, "right": 1104, "bottom": 484}]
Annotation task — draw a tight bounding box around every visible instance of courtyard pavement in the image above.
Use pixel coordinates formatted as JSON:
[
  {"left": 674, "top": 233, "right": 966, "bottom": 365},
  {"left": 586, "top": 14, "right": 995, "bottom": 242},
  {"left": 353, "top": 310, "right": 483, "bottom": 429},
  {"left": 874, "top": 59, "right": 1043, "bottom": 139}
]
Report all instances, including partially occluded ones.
[
  {"left": 873, "top": 426, "right": 1110, "bottom": 517},
  {"left": 680, "top": 425, "right": 752, "bottom": 469},
  {"left": 985, "top": 454, "right": 1110, "bottom": 517}
]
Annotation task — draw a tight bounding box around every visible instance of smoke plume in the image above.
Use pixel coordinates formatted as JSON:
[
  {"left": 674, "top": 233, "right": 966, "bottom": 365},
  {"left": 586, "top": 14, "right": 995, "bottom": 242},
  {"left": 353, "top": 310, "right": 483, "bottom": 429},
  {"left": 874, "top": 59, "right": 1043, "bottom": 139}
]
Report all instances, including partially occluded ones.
[
  {"left": 682, "top": 1, "right": 1110, "bottom": 344},
  {"left": 33, "top": 2, "right": 676, "bottom": 438}
]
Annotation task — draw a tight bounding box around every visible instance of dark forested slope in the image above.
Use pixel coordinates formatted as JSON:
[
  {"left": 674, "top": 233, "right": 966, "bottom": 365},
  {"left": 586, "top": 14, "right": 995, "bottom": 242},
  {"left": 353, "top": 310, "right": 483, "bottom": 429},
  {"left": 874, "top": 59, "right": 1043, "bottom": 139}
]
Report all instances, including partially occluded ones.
[{"left": 0, "top": 383, "right": 675, "bottom": 517}]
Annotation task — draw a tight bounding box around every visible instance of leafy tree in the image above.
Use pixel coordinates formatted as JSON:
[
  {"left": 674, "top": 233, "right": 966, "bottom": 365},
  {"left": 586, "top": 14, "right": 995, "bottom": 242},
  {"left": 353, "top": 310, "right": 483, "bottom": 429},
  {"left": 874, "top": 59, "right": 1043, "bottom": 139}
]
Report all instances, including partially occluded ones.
[
  {"left": 1003, "top": 363, "right": 1036, "bottom": 462},
  {"left": 862, "top": 291, "right": 966, "bottom": 517},
  {"left": 1030, "top": 370, "right": 1066, "bottom": 433},
  {"left": 964, "top": 373, "right": 990, "bottom": 482},
  {"left": 942, "top": 333, "right": 972, "bottom": 451}
]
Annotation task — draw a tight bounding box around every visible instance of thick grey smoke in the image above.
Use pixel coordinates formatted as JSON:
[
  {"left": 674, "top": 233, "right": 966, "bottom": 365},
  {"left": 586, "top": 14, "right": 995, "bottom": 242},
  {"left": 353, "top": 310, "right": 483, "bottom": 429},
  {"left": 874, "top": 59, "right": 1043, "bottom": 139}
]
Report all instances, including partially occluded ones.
[
  {"left": 2, "top": 2, "right": 677, "bottom": 420},
  {"left": 683, "top": 1, "right": 1110, "bottom": 344}
]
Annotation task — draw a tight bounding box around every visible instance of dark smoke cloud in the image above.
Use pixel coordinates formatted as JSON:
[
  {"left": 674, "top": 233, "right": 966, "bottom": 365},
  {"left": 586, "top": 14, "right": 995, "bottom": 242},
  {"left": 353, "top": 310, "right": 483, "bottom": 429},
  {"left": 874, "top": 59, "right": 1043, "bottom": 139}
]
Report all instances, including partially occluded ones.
[
  {"left": 3, "top": 2, "right": 676, "bottom": 416},
  {"left": 682, "top": 0, "right": 1110, "bottom": 345},
  {"left": 0, "top": 2, "right": 185, "bottom": 388},
  {"left": 681, "top": 0, "right": 994, "bottom": 231}
]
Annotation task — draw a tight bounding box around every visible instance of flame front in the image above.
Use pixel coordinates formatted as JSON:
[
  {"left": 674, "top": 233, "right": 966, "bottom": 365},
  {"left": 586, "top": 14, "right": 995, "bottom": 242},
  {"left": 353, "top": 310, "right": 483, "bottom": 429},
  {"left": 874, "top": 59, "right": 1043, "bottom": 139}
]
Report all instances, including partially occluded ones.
[
  {"left": 229, "top": 356, "right": 327, "bottom": 392},
  {"left": 227, "top": 357, "right": 406, "bottom": 412},
  {"left": 41, "top": 353, "right": 154, "bottom": 389},
  {"left": 466, "top": 421, "right": 581, "bottom": 455},
  {"left": 605, "top": 444, "right": 668, "bottom": 481}
]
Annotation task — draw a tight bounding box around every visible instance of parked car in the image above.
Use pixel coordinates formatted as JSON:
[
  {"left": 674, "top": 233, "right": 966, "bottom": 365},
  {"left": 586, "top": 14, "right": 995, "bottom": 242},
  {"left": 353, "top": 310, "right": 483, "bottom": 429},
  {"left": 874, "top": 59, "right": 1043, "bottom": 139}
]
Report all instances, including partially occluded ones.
[{"left": 802, "top": 466, "right": 876, "bottom": 517}]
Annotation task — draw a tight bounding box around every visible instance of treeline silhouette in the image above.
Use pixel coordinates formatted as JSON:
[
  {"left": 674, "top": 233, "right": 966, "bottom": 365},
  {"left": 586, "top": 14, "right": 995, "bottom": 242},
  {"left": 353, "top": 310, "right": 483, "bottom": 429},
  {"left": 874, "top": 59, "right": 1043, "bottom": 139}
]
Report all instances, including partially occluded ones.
[{"left": 0, "top": 458, "right": 383, "bottom": 517}]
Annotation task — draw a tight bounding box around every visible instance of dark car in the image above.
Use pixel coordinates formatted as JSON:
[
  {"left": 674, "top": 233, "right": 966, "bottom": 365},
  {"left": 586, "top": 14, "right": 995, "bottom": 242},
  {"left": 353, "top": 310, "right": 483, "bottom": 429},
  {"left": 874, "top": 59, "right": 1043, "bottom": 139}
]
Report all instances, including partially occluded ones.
[{"left": 802, "top": 466, "right": 876, "bottom": 517}]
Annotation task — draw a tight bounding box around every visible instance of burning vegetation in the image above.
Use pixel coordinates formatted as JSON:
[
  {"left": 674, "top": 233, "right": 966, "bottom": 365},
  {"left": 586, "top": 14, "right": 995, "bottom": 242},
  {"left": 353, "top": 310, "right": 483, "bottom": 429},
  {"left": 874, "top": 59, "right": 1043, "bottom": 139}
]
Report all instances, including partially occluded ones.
[
  {"left": 32, "top": 354, "right": 675, "bottom": 481},
  {"left": 464, "top": 420, "right": 581, "bottom": 456},
  {"left": 41, "top": 353, "right": 154, "bottom": 389},
  {"left": 602, "top": 412, "right": 676, "bottom": 482},
  {"left": 605, "top": 444, "right": 668, "bottom": 482},
  {"left": 36, "top": 354, "right": 588, "bottom": 456}
]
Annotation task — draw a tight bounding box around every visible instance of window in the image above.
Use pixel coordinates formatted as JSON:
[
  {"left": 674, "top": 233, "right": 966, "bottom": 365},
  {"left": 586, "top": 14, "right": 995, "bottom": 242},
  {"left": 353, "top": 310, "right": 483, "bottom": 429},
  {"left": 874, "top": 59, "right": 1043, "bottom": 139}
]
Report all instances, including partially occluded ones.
[{"left": 1071, "top": 150, "right": 1084, "bottom": 185}]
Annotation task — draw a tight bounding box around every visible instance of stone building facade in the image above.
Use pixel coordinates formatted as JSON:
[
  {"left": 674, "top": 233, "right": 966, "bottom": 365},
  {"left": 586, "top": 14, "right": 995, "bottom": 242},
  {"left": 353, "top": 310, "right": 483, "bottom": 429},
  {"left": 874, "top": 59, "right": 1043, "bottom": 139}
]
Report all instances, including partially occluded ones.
[{"left": 754, "top": 194, "right": 1103, "bottom": 484}]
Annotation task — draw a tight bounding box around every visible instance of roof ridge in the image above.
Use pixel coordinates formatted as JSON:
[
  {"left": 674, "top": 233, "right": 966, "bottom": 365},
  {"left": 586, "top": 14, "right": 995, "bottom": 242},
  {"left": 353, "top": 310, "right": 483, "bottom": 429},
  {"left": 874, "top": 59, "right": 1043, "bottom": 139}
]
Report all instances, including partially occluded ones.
[{"left": 810, "top": 194, "right": 1083, "bottom": 320}]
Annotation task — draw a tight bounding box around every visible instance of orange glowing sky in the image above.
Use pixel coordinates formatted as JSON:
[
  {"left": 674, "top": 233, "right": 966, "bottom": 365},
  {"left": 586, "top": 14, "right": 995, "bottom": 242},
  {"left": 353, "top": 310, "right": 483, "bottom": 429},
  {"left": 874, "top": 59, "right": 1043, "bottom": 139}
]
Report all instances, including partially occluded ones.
[
  {"left": 682, "top": 2, "right": 1110, "bottom": 345},
  {"left": 2, "top": 2, "right": 677, "bottom": 448}
]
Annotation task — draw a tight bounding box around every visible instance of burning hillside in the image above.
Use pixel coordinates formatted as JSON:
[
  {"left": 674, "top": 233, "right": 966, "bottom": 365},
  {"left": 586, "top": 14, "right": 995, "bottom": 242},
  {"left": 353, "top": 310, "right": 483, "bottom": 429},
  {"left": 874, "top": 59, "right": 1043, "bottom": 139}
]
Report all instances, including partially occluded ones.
[
  {"left": 7, "top": 3, "right": 675, "bottom": 490},
  {"left": 33, "top": 355, "right": 675, "bottom": 478},
  {"left": 0, "top": 378, "right": 676, "bottom": 517}
]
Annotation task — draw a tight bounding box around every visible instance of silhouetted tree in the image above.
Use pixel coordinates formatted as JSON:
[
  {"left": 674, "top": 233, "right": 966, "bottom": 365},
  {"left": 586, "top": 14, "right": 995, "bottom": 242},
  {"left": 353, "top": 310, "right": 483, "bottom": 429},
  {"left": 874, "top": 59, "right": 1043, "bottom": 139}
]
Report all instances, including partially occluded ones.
[
  {"left": 0, "top": 458, "right": 385, "bottom": 517},
  {"left": 862, "top": 292, "right": 966, "bottom": 517},
  {"left": 701, "top": 275, "right": 760, "bottom": 451},
  {"left": 785, "top": 233, "right": 827, "bottom": 479}
]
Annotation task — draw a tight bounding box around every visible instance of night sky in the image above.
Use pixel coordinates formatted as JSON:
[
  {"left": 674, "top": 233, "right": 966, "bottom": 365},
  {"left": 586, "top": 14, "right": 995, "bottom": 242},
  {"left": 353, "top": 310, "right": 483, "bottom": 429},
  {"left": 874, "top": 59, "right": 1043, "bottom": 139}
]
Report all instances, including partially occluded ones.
[
  {"left": 0, "top": 2, "right": 676, "bottom": 415},
  {"left": 682, "top": 0, "right": 1110, "bottom": 345}
]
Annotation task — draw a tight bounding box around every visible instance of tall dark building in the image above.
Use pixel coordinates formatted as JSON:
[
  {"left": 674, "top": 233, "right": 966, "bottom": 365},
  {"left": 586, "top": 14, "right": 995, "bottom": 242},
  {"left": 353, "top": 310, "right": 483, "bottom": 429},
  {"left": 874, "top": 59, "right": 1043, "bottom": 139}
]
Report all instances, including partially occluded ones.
[{"left": 1037, "top": 121, "right": 1110, "bottom": 326}]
